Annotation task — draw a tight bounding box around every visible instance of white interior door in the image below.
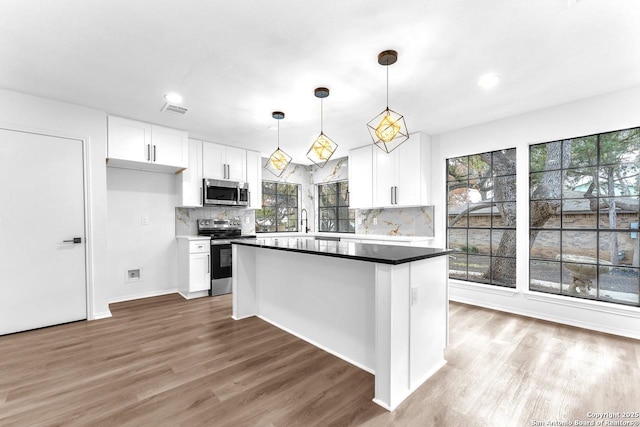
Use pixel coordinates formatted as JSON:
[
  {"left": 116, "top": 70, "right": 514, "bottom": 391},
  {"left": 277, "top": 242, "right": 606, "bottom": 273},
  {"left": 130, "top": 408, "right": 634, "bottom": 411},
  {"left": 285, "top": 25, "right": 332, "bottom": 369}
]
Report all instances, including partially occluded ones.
[{"left": 0, "top": 128, "right": 87, "bottom": 335}]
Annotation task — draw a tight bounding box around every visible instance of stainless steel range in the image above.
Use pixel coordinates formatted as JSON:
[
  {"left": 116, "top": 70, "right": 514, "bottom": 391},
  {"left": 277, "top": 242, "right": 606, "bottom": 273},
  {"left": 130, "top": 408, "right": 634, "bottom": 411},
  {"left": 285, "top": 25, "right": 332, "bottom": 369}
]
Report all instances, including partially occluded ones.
[{"left": 197, "top": 219, "right": 254, "bottom": 296}]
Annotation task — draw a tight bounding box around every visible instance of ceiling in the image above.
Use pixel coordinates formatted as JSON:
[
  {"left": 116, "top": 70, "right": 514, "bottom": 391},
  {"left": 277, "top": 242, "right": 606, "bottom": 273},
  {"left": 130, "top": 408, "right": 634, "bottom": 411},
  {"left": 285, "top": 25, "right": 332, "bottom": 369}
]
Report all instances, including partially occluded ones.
[{"left": 2, "top": 0, "right": 640, "bottom": 164}]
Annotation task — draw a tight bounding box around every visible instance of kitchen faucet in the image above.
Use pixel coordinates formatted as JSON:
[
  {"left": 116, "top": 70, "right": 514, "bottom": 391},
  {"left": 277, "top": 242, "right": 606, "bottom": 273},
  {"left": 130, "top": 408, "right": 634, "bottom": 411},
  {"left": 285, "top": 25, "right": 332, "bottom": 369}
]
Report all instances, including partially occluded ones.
[{"left": 300, "top": 208, "right": 310, "bottom": 233}]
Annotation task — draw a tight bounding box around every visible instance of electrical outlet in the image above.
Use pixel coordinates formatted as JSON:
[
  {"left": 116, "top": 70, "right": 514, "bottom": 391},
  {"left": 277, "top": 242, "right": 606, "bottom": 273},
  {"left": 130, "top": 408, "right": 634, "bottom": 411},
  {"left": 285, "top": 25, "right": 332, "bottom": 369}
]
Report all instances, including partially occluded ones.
[
  {"left": 357, "top": 217, "right": 363, "bottom": 225},
  {"left": 141, "top": 216, "right": 149, "bottom": 225},
  {"left": 373, "top": 217, "right": 378, "bottom": 225},
  {"left": 126, "top": 268, "right": 142, "bottom": 283},
  {"left": 245, "top": 216, "right": 250, "bottom": 224},
  {"left": 411, "top": 287, "right": 419, "bottom": 306}
]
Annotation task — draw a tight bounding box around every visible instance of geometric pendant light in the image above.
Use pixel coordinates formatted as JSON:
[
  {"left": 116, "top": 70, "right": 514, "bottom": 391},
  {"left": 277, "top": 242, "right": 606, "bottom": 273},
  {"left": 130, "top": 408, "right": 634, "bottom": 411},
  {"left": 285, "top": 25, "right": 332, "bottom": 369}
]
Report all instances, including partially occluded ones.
[
  {"left": 366, "top": 50, "right": 410, "bottom": 153},
  {"left": 264, "top": 111, "right": 292, "bottom": 177},
  {"left": 306, "top": 87, "right": 338, "bottom": 168}
]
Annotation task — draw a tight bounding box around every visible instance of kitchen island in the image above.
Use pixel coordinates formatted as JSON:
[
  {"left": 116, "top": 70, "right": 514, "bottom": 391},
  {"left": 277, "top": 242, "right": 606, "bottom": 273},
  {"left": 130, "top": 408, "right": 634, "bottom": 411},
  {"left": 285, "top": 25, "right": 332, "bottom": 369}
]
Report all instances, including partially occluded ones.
[{"left": 231, "top": 237, "right": 452, "bottom": 411}]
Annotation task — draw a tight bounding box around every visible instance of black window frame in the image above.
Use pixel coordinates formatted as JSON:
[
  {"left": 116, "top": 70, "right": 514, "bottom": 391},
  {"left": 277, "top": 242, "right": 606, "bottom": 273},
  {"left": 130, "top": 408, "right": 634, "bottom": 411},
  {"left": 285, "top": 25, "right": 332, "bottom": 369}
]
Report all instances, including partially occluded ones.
[
  {"left": 446, "top": 148, "right": 517, "bottom": 288},
  {"left": 255, "top": 181, "right": 299, "bottom": 233},
  {"left": 529, "top": 126, "right": 640, "bottom": 307},
  {"left": 317, "top": 181, "right": 355, "bottom": 234}
]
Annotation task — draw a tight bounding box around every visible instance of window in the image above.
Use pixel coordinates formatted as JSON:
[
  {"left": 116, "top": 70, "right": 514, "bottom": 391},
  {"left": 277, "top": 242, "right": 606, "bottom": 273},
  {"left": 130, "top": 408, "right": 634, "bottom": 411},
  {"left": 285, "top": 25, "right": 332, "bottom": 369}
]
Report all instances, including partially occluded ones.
[
  {"left": 529, "top": 127, "right": 640, "bottom": 306},
  {"left": 447, "top": 149, "right": 517, "bottom": 287},
  {"left": 318, "top": 181, "right": 355, "bottom": 233},
  {"left": 255, "top": 181, "right": 299, "bottom": 233}
]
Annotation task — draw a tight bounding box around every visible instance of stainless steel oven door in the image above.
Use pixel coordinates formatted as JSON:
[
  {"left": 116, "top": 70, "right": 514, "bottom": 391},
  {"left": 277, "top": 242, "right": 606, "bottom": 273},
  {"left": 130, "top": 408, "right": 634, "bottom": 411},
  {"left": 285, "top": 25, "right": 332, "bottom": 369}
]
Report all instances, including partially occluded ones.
[{"left": 209, "top": 242, "right": 232, "bottom": 296}]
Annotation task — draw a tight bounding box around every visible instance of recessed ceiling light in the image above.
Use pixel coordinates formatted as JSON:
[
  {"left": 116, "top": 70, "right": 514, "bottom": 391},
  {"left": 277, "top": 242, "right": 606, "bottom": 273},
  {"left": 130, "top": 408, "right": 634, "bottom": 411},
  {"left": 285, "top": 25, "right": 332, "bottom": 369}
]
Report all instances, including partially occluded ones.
[
  {"left": 164, "top": 92, "right": 183, "bottom": 104},
  {"left": 478, "top": 73, "right": 500, "bottom": 90}
]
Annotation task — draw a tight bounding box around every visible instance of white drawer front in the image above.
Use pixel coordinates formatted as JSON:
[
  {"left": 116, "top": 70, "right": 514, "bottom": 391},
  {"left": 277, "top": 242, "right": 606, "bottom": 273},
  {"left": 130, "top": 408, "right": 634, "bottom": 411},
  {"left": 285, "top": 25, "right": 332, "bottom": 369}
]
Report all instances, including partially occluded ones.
[{"left": 189, "top": 240, "right": 210, "bottom": 254}]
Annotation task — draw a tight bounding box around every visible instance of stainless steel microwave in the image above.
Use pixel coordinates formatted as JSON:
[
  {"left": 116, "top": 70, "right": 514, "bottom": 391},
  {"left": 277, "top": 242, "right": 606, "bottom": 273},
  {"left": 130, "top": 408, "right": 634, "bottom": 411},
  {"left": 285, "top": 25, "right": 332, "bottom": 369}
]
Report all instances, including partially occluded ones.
[{"left": 203, "top": 179, "right": 249, "bottom": 207}]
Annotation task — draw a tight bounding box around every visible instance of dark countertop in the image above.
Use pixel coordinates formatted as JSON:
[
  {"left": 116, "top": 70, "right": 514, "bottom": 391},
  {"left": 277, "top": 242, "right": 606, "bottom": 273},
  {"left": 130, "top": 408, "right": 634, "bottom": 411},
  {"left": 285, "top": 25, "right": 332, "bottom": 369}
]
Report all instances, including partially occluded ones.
[{"left": 231, "top": 237, "right": 453, "bottom": 265}]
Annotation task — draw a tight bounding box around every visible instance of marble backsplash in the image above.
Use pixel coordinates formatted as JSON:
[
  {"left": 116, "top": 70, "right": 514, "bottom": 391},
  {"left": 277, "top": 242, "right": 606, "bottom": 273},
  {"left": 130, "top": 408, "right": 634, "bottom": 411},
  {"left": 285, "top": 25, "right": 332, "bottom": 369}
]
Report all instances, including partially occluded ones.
[
  {"left": 356, "top": 206, "right": 435, "bottom": 237},
  {"left": 176, "top": 207, "right": 256, "bottom": 236}
]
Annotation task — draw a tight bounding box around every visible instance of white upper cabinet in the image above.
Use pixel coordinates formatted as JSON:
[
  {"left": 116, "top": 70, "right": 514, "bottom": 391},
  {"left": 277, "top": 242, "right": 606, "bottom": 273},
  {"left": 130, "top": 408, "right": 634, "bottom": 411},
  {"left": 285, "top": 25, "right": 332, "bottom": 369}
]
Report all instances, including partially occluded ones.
[
  {"left": 150, "top": 125, "right": 188, "bottom": 169},
  {"left": 245, "top": 150, "right": 262, "bottom": 209},
  {"left": 107, "top": 116, "right": 151, "bottom": 163},
  {"left": 348, "top": 145, "right": 373, "bottom": 209},
  {"left": 107, "top": 116, "right": 188, "bottom": 173},
  {"left": 349, "top": 132, "right": 430, "bottom": 209},
  {"left": 177, "top": 138, "right": 204, "bottom": 207},
  {"left": 203, "top": 142, "right": 246, "bottom": 181},
  {"left": 372, "top": 132, "right": 430, "bottom": 207}
]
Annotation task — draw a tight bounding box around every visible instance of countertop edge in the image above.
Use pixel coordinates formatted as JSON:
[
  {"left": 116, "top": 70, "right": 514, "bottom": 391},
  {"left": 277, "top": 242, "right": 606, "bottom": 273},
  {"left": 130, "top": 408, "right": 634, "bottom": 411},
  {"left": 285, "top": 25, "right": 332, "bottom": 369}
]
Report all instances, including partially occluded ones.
[{"left": 231, "top": 240, "right": 453, "bottom": 265}]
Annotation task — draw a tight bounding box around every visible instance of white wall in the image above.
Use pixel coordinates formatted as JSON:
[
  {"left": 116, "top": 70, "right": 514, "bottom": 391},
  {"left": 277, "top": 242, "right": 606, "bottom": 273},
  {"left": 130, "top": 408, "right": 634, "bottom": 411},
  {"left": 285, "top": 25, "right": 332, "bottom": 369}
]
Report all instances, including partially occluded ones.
[
  {"left": 107, "top": 168, "right": 179, "bottom": 302},
  {"left": 0, "top": 89, "right": 110, "bottom": 318},
  {"left": 431, "top": 85, "right": 640, "bottom": 339}
]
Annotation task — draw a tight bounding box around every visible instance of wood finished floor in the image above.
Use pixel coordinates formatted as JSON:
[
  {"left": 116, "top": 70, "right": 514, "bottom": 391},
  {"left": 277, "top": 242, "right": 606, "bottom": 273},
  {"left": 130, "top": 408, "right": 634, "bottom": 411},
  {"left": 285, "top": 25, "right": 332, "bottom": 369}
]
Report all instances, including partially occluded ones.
[{"left": 1, "top": 294, "right": 639, "bottom": 427}]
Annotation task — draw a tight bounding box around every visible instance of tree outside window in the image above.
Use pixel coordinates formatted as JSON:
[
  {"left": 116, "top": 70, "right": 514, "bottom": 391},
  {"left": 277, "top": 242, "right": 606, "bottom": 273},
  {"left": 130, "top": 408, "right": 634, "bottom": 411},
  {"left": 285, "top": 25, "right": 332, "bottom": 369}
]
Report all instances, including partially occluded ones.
[
  {"left": 255, "top": 181, "right": 299, "bottom": 233},
  {"left": 447, "top": 149, "right": 517, "bottom": 287},
  {"left": 318, "top": 181, "right": 355, "bottom": 233},
  {"left": 530, "top": 127, "right": 640, "bottom": 306}
]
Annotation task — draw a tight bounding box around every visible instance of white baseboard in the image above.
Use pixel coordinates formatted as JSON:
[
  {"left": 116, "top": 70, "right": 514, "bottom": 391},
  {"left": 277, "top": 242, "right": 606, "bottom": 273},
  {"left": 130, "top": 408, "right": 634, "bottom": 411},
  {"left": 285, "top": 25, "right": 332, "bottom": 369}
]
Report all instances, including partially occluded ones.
[
  {"left": 449, "top": 292, "right": 640, "bottom": 340},
  {"left": 178, "top": 290, "right": 209, "bottom": 300},
  {"left": 92, "top": 310, "right": 112, "bottom": 320},
  {"left": 257, "top": 315, "right": 375, "bottom": 375},
  {"left": 108, "top": 288, "right": 179, "bottom": 304}
]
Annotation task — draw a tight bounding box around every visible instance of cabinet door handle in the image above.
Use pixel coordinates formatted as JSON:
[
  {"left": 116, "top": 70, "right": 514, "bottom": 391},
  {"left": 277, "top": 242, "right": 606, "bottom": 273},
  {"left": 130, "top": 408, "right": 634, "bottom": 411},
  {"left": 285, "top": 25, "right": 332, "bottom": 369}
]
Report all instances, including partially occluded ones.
[
  {"left": 394, "top": 186, "right": 398, "bottom": 205},
  {"left": 153, "top": 145, "right": 156, "bottom": 162},
  {"left": 200, "top": 187, "right": 203, "bottom": 205},
  {"left": 207, "top": 255, "right": 210, "bottom": 273},
  {"left": 391, "top": 187, "right": 394, "bottom": 205},
  {"left": 63, "top": 237, "right": 82, "bottom": 244},
  {"left": 147, "top": 144, "right": 151, "bottom": 161}
]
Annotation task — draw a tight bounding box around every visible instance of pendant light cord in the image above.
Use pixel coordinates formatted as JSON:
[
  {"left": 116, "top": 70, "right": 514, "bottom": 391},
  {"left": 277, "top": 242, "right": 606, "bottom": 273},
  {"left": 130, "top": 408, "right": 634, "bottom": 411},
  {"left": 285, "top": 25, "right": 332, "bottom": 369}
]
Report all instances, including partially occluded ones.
[
  {"left": 277, "top": 119, "right": 280, "bottom": 149},
  {"left": 386, "top": 61, "right": 390, "bottom": 109},
  {"left": 320, "top": 98, "right": 324, "bottom": 134}
]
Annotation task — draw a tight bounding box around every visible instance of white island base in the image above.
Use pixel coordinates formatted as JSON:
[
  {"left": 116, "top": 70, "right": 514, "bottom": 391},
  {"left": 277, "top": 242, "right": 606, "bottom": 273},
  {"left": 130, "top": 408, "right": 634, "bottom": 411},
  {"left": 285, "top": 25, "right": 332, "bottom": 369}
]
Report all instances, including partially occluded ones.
[{"left": 232, "top": 243, "right": 449, "bottom": 411}]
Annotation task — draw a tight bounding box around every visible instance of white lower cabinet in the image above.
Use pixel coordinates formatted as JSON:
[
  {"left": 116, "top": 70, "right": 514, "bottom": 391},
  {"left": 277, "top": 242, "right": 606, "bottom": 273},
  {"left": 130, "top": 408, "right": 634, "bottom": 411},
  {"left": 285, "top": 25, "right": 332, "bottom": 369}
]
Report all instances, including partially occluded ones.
[{"left": 178, "top": 238, "right": 211, "bottom": 299}]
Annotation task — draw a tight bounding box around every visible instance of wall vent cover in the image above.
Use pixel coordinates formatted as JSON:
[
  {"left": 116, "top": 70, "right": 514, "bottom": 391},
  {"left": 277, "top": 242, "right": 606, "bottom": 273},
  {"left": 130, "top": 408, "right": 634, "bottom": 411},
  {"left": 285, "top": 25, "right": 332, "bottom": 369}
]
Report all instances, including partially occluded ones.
[{"left": 161, "top": 103, "right": 189, "bottom": 115}]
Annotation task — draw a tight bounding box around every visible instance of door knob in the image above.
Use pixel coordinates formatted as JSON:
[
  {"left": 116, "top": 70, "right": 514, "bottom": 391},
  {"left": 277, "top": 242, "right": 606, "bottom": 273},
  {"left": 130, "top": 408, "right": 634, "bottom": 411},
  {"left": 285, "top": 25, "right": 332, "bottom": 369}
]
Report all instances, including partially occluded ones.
[{"left": 63, "top": 237, "right": 82, "bottom": 244}]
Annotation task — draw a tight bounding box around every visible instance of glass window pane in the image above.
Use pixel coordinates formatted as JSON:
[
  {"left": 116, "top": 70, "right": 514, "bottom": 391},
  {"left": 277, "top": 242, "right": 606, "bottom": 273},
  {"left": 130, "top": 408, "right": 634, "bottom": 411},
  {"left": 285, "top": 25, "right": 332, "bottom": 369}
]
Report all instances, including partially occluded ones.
[
  {"left": 598, "top": 200, "right": 638, "bottom": 229},
  {"left": 530, "top": 144, "right": 549, "bottom": 173},
  {"left": 490, "top": 256, "right": 516, "bottom": 287},
  {"left": 598, "top": 266, "right": 639, "bottom": 305},
  {"left": 338, "top": 207, "right": 349, "bottom": 220},
  {"left": 561, "top": 231, "right": 597, "bottom": 261},
  {"left": 561, "top": 200, "right": 596, "bottom": 229},
  {"left": 530, "top": 230, "right": 560, "bottom": 261},
  {"left": 448, "top": 203, "right": 468, "bottom": 228},
  {"left": 493, "top": 149, "right": 516, "bottom": 176},
  {"left": 447, "top": 156, "right": 469, "bottom": 180},
  {"left": 493, "top": 176, "right": 516, "bottom": 202},
  {"left": 448, "top": 229, "right": 467, "bottom": 253},
  {"left": 598, "top": 231, "right": 636, "bottom": 266},
  {"left": 492, "top": 204, "right": 516, "bottom": 228},
  {"left": 530, "top": 171, "right": 562, "bottom": 200},
  {"left": 563, "top": 167, "right": 597, "bottom": 199},
  {"left": 263, "top": 182, "right": 276, "bottom": 193},
  {"left": 449, "top": 254, "right": 468, "bottom": 281},
  {"left": 530, "top": 201, "right": 560, "bottom": 228},
  {"left": 561, "top": 262, "right": 597, "bottom": 300},
  {"left": 491, "top": 229, "right": 516, "bottom": 256},
  {"left": 566, "top": 136, "right": 597, "bottom": 168},
  {"left": 530, "top": 260, "right": 561, "bottom": 293},
  {"left": 468, "top": 229, "right": 490, "bottom": 255},
  {"left": 467, "top": 255, "right": 491, "bottom": 284},
  {"left": 600, "top": 129, "right": 640, "bottom": 166},
  {"left": 468, "top": 153, "right": 491, "bottom": 179}
]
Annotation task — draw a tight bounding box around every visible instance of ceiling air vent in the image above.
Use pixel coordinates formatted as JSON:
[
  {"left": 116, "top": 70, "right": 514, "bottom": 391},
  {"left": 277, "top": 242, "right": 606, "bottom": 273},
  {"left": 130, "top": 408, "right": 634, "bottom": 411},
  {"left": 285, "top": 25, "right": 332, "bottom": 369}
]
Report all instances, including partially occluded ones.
[{"left": 161, "top": 103, "right": 189, "bottom": 115}]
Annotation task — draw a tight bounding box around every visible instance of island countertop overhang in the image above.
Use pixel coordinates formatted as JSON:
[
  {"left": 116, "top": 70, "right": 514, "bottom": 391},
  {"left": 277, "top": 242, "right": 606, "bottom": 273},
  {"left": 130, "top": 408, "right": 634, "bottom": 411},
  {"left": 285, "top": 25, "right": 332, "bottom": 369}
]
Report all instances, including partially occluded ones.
[{"left": 231, "top": 237, "right": 452, "bottom": 265}]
